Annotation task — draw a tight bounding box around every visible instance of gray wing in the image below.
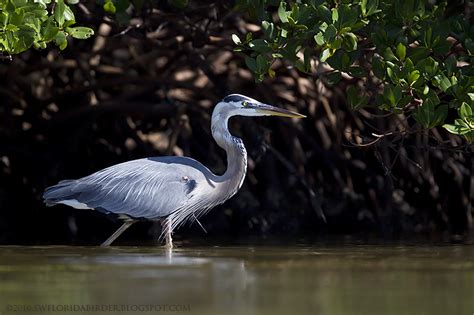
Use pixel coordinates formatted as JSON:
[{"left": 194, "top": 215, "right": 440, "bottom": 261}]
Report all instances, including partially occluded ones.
[{"left": 43, "top": 157, "right": 212, "bottom": 220}]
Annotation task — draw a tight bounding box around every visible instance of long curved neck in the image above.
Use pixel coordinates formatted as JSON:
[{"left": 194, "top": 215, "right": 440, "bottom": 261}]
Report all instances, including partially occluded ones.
[{"left": 211, "top": 109, "right": 247, "bottom": 194}]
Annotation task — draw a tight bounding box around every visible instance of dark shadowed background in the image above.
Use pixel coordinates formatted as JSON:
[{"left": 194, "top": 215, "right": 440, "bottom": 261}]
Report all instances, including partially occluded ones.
[{"left": 0, "top": 0, "right": 472, "bottom": 245}]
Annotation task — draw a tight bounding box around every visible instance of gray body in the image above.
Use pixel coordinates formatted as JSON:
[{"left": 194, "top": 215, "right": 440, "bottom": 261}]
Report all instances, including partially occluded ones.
[{"left": 43, "top": 94, "right": 304, "bottom": 246}]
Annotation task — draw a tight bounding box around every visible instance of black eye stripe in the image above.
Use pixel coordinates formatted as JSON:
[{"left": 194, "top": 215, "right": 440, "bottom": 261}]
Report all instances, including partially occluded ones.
[
  {"left": 222, "top": 94, "right": 255, "bottom": 103},
  {"left": 223, "top": 95, "right": 248, "bottom": 103}
]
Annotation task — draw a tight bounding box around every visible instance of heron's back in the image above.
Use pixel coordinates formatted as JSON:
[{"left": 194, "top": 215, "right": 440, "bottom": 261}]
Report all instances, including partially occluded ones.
[{"left": 43, "top": 156, "right": 216, "bottom": 220}]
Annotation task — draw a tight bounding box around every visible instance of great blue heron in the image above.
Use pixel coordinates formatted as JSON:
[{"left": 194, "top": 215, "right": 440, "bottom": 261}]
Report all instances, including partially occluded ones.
[{"left": 43, "top": 94, "right": 305, "bottom": 248}]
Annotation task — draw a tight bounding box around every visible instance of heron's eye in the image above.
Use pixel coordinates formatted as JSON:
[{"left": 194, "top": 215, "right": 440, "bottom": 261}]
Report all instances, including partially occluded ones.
[{"left": 242, "top": 101, "right": 249, "bottom": 107}]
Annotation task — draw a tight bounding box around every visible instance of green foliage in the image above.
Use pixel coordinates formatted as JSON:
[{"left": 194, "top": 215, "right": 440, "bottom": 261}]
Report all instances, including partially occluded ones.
[
  {"left": 100, "top": 0, "right": 131, "bottom": 24},
  {"left": 443, "top": 102, "right": 474, "bottom": 141},
  {"left": 0, "top": 0, "right": 93, "bottom": 55},
  {"left": 234, "top": 0, "right": 474, "bottom": 140}
]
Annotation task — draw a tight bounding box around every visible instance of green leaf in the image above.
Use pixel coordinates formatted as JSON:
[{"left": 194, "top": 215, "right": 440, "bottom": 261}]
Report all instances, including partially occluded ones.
[
  {"left": 268, "top": 68, "right": 275, "bottom": 78},
  {"left": 396, "top": 43, "right": 406, "bottom": 61},
  {"left": 444, "top": 55, "right": 456, "bottom": 75},
  {"left": 423, "top": 27, "right": 432, "bottom": 47},
  {"left": 409, "top": 47, "right": 430, "bottom": 62},
  {"left": 262, "top": 21, "right": 274, "bottom": 40},
  {"left": 249, "top": 39, "right": 271, "bottom": 54},
  {"left": 404, "top": 58, "right": 414, "bottom": 71},
  {"left": 314, "top": 4, "right": 331, "bottom": 24},
  {"left": 11, "top": 0, "right": 27, "bottom": 8},
  {"left": 63, "top": 4, "right": 75, "bottom": 21},
  {"left": 417, "top": 57, "right": 438, "bottom": 78},
  {"left": 361, "top": 0, "right": 368, "bottom": 16},
  {"left": 459, "top": 102, "right": 473, "bottom": 119},
  {"left": 314, "top": 32, "right": 324, "bottom": 46},
  {"left": 66, "top": 26, "right": 94, "bottom": 39},
  {"left": 386, "top": 67, "right": 397, "bottom": 83},
  {"left": 54, "top": 0, "right": 65, "bottom": 26},
  {"left": 434, "top": 104, "right": 448, "bottom": 126},
  {"left": 278, "top": 2, "right": 288, "bottom": 23},
  {"left": 383, "top": 47, "right": 397, "bottom": 62},
  {"left": 320, "top": 48, "right": 331, "bottom": 62},
  {"left": 245, "top": 32, "right": 252, "bottom": 42},
  {"left": 342, "top": 32, "right": 357, "bottom": 51},
  {"left": 324, "top": 24, "right": 337, "bottom": 42},
  {"left": 443, "top": 124, "right": 470, "bottom": 135},
  {"left": 54, "top": 30, "right": 67, "bottom": 50},
  {"left": 35, "top": 0, "right": 52, "bottom": 5},
  {"left": 455, "top": 119, "right": 470, "bottom": 129},
  {"left": 0, "top": 12, "right": 7, "bottom": 28},
  {"left": 103, "top": 1, "right": 116, "bottom": 14},
  {"left": 331, "top": 8, "right": 338, "bottom": 23},
  {"left": 5, "top": 24, "right": 18, "bottom": 32},
  {"left": 365, "top": 0, "right": 380, "bottom": 16},
  {"left": 287, "top": 15, "right": 296, "bottom": 25},
  {"left": 336, "top": 4, "right": 358, "bottom": 29},
  {"left": 423, "top": 85, "right": 429, "bottom": 95},
  {"left": 256, "top": 54, "right": 268, "bottom": 72},
  {"left": 432, "top": 73, "right": 452, "bottom": 92},
  {"left": 232, "top": 34, "right": 241, "bottom": 45},
  {"left": 424, "top": 90, "right": 440, "bottom": 106},
  {"left": 339, "top": 27, "right": 351, "bottom": 35},
  {"left": 9, "top": 9, "right": 25, "bottom": 26},
  {"left": 245, "top": 56, "right": 256, "bottom": 72},
  {"left": 41, "top": 16, "right": 59, "bottom": 41},
  {"left": 432, "top": 39, "right": 452, "bottom": 56},
  {"left": 330, "top": 36, "right": 342, "bottom": 50},
  {"left": 383, "top": 85, "right": 402, "bottom": 107},
  {"left": 62, "top": 19, "right": 75, "bottom": 28},
  {"left": 33, "top": 41, "right": 47, "bottom": 49},
  {"left": 24, "top": 15, "right": 42, "bottom": 33},
  {"left": 408, "top": 70, "right": 420, "bottom": 86},
  {"left": 414, "top": 100, "right": 447, "bottom": 128},
  {"left": 292, "top": 23, "right": 308, "bottom": 31},
  {"left": 294, "top": 60, "right": 306, "bottom": 73},
  {"left": 14, "top": 25, "right": 36, "bottom": 53},
  {"left": 372, "top": 55, "right": 385, "bottom": 79}
]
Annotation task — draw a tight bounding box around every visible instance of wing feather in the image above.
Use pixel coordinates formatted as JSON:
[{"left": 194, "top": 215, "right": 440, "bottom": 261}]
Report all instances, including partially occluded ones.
[{"left": 43, "top": 157, "right": 210, "bottom": 219}]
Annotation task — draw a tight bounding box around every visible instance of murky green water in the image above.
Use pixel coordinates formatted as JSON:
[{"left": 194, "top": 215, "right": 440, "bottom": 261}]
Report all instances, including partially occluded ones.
[{"left": 0, "top": 245, "right": 473, "bottom": 315}]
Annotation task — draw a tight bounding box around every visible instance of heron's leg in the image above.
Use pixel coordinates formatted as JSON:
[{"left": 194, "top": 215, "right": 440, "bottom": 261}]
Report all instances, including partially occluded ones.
[
  {"left": 161, "top": 218, "right": 173, "bottom": 249},
  {"left": 101, "top": 220, "right": 135, "bottom": 247}
]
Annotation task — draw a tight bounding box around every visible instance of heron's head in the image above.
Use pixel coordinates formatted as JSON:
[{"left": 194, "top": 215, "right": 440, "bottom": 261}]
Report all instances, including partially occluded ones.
[{"left": 215, "top": 94, "right": 306, "bottom": 119}]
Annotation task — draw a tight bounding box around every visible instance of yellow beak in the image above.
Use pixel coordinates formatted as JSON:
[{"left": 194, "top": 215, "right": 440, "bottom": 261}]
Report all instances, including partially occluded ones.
[{"left": 255, "top": 105, "right": 306, "bottom": 118}]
